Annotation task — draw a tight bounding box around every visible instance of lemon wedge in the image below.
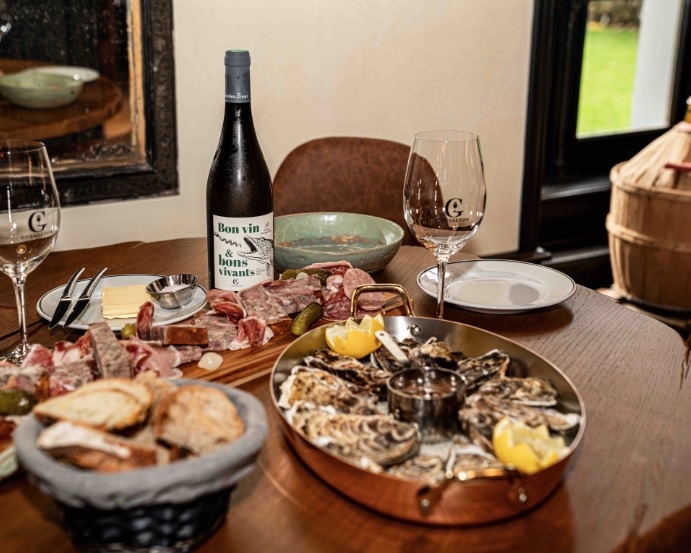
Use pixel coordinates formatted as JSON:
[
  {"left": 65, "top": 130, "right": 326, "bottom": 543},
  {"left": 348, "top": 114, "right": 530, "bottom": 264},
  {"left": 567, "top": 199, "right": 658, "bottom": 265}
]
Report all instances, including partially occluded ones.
[
  {"left": 324, "top": 314, "right": 385, "bottom": 358},
  {"left": 492, "top": 416, "right": 568, "bottom": 475}
]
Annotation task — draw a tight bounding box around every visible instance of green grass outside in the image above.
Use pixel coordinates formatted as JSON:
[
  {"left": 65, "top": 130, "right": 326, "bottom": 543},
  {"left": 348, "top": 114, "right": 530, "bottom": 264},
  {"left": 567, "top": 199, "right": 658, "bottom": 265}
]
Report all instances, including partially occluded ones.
[{"left": 577, "top": 26, "right": 639, "bottom": 136}]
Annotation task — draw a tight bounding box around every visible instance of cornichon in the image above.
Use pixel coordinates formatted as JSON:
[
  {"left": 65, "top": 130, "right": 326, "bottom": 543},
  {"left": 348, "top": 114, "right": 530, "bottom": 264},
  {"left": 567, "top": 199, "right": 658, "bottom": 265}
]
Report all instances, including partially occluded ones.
[
  {"left": 120, "top": 323, "right": 137, "bottom": 339},
  {"left": 291, "top": 302, "right": 324, "bottom": 336},
  {"left": 0, "top": 388, "right": 38, "bottom": 416},
  {"left": 280, "top": 268, "right": 332, "bottom": 285}
]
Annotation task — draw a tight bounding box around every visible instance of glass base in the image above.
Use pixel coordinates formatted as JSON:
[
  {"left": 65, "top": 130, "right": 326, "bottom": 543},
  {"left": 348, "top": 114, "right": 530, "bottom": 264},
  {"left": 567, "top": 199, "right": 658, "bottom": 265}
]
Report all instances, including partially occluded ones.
[{"left": 0, "top": 340, "right": 31, "bottom": 365}]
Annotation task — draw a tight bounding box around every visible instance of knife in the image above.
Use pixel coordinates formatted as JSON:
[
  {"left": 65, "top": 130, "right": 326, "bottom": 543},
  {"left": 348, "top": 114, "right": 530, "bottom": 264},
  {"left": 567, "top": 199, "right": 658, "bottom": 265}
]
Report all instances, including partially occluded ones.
[
  {"left": 62, "top": 267, "right": 108, "bottom": 327},
  {"left": 48, "top": 267, "right": 86, "bottom": 328}
]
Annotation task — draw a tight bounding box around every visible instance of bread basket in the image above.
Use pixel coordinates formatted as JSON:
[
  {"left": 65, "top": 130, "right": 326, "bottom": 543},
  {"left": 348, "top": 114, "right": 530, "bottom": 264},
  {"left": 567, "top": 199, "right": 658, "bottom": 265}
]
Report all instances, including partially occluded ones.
[{"left": 13, "top": 379, "right": 268, "bottom": 553}]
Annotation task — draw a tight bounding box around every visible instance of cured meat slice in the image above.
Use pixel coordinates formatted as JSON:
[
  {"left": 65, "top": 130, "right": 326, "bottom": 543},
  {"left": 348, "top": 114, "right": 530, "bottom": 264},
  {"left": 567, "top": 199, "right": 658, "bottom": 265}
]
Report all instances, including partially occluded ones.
[
  {"left": 136, "top": 301, "right": 155, "bottom": 341},
  {"left": 175, "top": 345, "right": 204, "bottom": 364},
  {"left": 342, "top": 268, "right": 385, "bottom": 310},
  {"left": 48, "top": 360, "right": 96, "bottom": 396},
  {"left": 264, "top": 275, "right": 323, "bottom": 314},
  {"left": 303, "top": 260, "right": 352, "bottom": 277},
  {"left": 122, "top": 338, "right": 177, "bottom": 378},
  {"left": 0, "top": 365, "right": 50, "bottom": 399},
  {"left": 236, "top": 316, "right": 271, "bottom": 347},
  {"left": 207, "top": 289, "right": 245, "bottom": 323},
  {"left": 89, "top": 321, "right": 132, "bottom": 379},
  {"left": 21, "top": 344, "right": 54, "bottom": 372},
  {"left": 52, "top": 340, "right": 87, "bottom": 367},
  {"left": 322, "top": 287, "right": 352, "bottom": 321},
  {"left": 238, "top": 282, "right": 292, "bottom": 335}
]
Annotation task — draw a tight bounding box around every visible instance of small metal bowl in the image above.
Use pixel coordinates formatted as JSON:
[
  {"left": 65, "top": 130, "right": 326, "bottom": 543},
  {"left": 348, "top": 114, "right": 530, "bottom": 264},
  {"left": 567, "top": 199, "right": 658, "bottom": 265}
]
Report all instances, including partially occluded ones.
[
  {"left": 387, "top": 368, "right": 466, "bottom": 443},
  {"left": 146, "top": 274, "right": 198, "bottom": 309}
]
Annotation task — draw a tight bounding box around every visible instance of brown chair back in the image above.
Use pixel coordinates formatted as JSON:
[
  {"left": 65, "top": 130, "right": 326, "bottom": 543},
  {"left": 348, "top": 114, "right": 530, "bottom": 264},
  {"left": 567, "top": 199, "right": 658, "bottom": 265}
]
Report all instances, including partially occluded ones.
[{"left": 273, "top": 136, "right": 417, "bottom": 245}]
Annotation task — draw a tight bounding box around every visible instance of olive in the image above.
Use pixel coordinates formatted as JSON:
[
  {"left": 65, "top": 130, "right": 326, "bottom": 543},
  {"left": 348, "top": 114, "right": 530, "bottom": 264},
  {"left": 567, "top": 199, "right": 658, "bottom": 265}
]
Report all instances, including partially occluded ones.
[
  {"left": 0, "top": 389, "right": 38, "bottom": 416},
  {"left": 290, "top": 302, "right": 324, "bottom": 336},
  {"left": 120, "top": 323, "right": 137, "bottom": 339}
]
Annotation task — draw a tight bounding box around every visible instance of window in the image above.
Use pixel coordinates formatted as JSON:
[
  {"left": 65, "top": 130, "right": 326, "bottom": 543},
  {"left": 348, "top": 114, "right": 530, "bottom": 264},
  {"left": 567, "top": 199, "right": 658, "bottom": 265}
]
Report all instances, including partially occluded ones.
[{"left": 521, "top": 0, "right": 691, "bottom": 287}]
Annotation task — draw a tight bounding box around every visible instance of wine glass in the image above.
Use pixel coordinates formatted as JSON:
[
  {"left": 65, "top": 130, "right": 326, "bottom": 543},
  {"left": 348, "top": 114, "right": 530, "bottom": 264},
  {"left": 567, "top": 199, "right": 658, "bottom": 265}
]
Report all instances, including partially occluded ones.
[
  {"left": 0, "top": 140, "right": 60, "bottom": 364},
  {"left": 403, "top": 130, "right": 486, "bottom": 319}
]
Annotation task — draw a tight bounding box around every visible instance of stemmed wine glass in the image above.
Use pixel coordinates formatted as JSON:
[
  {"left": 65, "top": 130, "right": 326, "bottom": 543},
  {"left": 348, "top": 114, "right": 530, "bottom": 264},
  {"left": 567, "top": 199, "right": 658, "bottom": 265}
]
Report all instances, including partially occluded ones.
[
  {"left": 0, "top": 140, "right": 60, "bottom": 363},
  {"left": 403, "top": 130, "right": 486, "bottom": 319}
]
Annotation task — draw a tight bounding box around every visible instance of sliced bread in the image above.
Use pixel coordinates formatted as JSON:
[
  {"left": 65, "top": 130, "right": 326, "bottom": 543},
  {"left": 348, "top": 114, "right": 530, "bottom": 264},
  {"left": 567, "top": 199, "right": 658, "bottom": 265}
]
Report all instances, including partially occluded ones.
[
  {"left": 36, "top": 420, "right": 157, "bottom": 472},
  {"left": 33, "top": 378, "right": 152, "bottom": 431},
  {"left": 153, "top": 385, "right": 244, "bottom": 455}
]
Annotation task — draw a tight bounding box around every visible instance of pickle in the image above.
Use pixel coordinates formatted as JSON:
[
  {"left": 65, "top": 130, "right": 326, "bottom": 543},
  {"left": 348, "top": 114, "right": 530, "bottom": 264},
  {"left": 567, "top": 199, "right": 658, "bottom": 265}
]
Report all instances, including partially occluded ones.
[
  {"left": 120, "top": 323, "right": 137, "bottom": 339},
  {"left": 290, "top": 302, "right": 324, "bottom": 336},
  {"left": 280, "top": 268, "right": 332, "bottom": 285},
  {"left": 0, "top": 389, "right": 38, "bottom": 416}
]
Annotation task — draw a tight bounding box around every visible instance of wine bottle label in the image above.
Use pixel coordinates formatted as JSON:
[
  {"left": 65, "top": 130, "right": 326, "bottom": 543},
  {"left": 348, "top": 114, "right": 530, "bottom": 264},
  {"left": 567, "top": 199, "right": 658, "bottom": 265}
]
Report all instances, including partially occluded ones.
[
  {"left": 211, "top": 212, "right": 274, "bottom": 290},
  {"left": 225, "top": 65, "right": 250, "bottom": 104}
]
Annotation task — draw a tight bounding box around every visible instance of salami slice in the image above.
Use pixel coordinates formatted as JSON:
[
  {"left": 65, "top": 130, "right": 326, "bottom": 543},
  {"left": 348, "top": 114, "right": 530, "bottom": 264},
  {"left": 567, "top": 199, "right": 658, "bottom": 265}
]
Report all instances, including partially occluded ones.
[
  {"left": 303, "top": 260, "right": 353, "bottom": 277},
  {"left": 342, "top": 268, "right": 385, "bottom": 310},
  {"left": 136, "top": 301, "right": 155, "bottom": 341}
]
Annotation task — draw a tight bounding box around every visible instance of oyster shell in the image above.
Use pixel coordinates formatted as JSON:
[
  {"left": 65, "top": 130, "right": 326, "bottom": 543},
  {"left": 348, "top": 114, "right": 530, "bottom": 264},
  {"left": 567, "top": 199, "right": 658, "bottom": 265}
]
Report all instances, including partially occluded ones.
[
  {"left": 387, "top": 454, "right": 446, "bottom": 483},
  {"left": 294, "top": 411, "right": 420, "bottom": 467},
  {"left": 303, "top": 349, "right": 391, "bottom": 400},
  {"left": 278, "top": 366, "right": 380, "bottom": 416},
  {"left": 459, "top": 393, "right": 581, "bottom": 452},
  {"left": 408, "top": 337, "right": 465, "bottom": 369},
  {"left": 475, "top": 376, "right": 559, "bottom": 407},
  {"left": 455, "top": 349, "right": 510, "bottom": 393},
  {"left": 370, "top": 337, "right": 421, "bottom": 373}
]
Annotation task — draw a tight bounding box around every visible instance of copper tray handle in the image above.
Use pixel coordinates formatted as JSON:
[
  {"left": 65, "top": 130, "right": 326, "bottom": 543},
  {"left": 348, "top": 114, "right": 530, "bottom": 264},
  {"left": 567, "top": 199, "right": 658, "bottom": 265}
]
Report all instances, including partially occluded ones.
[
  {"left": 349, "top": 283, "right": 415, "bottom": 318},
  {"left": 416, "top": 466, "right": 528, "bottom": 515}
]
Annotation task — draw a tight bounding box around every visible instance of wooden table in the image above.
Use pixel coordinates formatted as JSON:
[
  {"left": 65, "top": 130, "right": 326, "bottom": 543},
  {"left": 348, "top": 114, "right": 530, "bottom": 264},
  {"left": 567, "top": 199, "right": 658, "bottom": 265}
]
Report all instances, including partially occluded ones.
[
  {"left": 1, "top": 238, "right": 689, "bottom": 553},
  {"left": 0, "top": 59, "right": 123, "bottom": 141}
]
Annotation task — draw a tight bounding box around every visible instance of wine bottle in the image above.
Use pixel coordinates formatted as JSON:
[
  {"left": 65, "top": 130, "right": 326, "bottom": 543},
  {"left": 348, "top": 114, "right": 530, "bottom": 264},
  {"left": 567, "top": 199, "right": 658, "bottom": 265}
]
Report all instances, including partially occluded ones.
[{"left": 206, "top": 49, "right": 273, "bottom": 291}]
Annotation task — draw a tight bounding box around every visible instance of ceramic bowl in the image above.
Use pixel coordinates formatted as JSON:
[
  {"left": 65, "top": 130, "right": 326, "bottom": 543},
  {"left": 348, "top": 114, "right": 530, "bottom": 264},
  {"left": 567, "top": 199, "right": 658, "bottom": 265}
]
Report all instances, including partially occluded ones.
[
  {"left": 0, "top": 71, "right": 83, "bottom": 109},
  {"left": 145, "top": 274, "right": 198, "bottom": 309},
  {"left": 274, "top": 212, "right": 404, "bottom": 275}
]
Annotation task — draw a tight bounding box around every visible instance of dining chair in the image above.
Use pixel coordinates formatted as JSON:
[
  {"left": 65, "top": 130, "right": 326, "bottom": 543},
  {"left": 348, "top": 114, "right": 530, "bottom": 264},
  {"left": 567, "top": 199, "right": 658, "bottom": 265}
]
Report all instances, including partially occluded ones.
[{"left": 272, "top": 136, "right": 418, "bottom": 246}]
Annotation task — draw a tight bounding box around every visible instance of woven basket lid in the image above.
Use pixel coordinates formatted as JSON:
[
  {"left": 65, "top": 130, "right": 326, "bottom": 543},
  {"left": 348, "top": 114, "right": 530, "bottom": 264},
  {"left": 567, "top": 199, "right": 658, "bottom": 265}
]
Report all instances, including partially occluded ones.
[{"left": 612, "top": 99, "right": 691, "bottom": 191}]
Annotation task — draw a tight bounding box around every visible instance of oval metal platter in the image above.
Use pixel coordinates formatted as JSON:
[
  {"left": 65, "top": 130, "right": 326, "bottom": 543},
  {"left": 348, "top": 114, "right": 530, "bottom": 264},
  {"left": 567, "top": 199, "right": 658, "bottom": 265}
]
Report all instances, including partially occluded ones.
[{"left": 270, "top": 315, "right": 586, "bottom": 526}]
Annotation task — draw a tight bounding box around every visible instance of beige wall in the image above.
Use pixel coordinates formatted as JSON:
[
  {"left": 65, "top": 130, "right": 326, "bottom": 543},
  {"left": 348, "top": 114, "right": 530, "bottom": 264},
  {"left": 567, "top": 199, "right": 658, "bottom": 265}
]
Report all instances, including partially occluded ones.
[{"left": 56, "top": 0, "right": 533, "bottom": 256}]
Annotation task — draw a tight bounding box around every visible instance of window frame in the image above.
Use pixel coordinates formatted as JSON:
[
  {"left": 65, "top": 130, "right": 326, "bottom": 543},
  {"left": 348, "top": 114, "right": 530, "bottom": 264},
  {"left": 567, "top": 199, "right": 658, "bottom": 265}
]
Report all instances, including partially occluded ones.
[{"left": 521, "top": 0, "right": 691, "bottom": 258}]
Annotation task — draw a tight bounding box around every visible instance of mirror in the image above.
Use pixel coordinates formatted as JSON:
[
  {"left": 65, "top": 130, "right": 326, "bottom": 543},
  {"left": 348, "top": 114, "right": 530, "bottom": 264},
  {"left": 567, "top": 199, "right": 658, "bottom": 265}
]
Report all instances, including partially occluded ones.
[{"left": 0, "top": 0, "right": 177, "bottom": 205}]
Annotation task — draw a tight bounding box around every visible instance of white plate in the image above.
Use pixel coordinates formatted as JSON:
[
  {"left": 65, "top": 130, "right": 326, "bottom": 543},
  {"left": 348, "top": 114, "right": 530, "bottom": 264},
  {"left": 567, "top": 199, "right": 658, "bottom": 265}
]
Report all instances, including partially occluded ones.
[
  {"left": 26, "top": 65, "right": 100, "bottom": 82},
  {"left": 37, "top": 274, "right": 207, "bottom": 331},
  {"left": 417, "top": 259, "right": 576, "bottom": 314}
]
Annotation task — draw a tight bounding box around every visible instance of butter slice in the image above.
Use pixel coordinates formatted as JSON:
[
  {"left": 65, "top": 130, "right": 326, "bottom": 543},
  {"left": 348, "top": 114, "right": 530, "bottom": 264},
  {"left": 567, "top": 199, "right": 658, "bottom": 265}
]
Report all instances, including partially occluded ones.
[{"left": 102, "top": 285, "right": 151, "bottom": 319}]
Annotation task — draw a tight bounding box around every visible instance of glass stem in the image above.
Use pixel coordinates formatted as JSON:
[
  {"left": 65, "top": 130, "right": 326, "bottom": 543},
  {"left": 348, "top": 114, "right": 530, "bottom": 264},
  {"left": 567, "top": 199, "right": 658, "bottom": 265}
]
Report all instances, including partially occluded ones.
[
  {"left": 435, "top": 249, "right": 450, "bottom": 319},
  {"left": 12, "top": 274, "right": 30, "bottom": 357}
]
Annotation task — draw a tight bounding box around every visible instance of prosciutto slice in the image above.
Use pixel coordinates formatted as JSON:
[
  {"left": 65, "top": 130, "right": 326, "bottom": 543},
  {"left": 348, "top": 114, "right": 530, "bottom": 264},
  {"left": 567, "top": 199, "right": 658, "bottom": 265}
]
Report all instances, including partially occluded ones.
[
  {"left": 122, "top": 338, "right": 177, "bottom": 378},
  {"left": 206, "top": 289, "right": 246, "bottom": 323}
]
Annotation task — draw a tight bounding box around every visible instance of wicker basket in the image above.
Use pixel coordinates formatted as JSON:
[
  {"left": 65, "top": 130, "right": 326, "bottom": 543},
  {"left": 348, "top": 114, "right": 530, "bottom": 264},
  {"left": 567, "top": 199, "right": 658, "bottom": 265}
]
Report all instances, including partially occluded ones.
[
  {"left": 607, "top": 162, "right": 691, "bottom": 311},
  {"left": 14, "top": 380, "right": 268, "bottom": 553}
]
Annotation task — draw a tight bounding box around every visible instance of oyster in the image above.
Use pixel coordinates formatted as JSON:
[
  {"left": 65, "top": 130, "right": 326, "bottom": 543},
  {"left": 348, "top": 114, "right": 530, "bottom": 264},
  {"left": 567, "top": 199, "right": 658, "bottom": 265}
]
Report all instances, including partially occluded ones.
[
  {"left": 303, "top": 349, "right": 391, "bottom": 400},
  {"left": 475, "top": 376, "right": 559, "bottom": 407},
  {"left": 387, "top": 454, "right": 446, "bottom": 483},
  {"left": 455, "top": 349, "right": 510, "bottom": 393},
  {"left": 447, "top": 440, "right": 505, "bottom": 473},
  {"left": 408, "top": 337, "right": 465, "bottom": 369},
  {"left": 459, "top": 393, "right": 581, "bottom": 452},
  {"left": 278, "top": 366, "right": 380, "bottom": 416},
  {"left": 294, "top": 411, "right": 420, "bottom": 467},
  {"left": 370, "top": 337, "right": 421, "bottom": 373}
]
